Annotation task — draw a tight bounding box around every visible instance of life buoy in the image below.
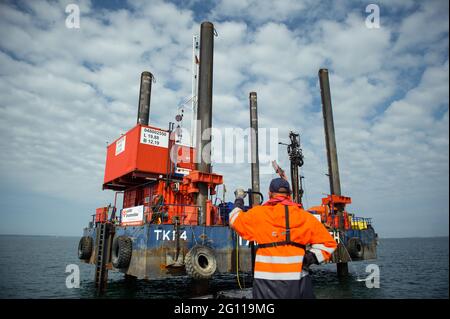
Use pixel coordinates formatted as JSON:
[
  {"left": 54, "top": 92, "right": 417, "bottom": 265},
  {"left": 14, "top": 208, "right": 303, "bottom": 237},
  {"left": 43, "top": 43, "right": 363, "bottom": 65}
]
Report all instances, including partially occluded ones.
[
  {"left": 347, "top": 237, "right": 364, "bottom": 259},
  {"left": 185, "top": 245, "right": 217, "bottom": 280},
  {"left": 78, "top": 236, "right": 93, "bottom": 260},
  {"left": 112, "top": 236, "right": 133, "bottom": 269}
]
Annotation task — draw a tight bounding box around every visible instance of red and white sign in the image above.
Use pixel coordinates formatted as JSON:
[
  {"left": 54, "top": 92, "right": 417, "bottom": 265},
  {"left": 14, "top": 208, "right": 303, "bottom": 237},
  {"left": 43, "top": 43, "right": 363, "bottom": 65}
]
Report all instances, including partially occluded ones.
[
  {"left": 121, "top": 205, "right": 144, "bottom": 226},
  {"left": 115, "top": 136, "right": 126, "bottom": 156}
]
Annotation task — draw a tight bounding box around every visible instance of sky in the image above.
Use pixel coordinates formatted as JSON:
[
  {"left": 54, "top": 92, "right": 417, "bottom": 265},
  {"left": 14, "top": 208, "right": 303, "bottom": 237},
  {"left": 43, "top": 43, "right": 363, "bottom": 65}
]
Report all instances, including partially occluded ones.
[{"left": 0, "top": 0, "right": 448, "bottom": 238}]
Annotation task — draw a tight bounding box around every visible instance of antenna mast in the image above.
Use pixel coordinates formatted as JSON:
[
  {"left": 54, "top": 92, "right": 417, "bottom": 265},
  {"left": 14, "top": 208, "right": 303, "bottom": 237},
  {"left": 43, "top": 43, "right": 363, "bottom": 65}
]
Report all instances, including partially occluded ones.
[{"left": 191, "top": 35, "right": 200, "bottom": 147}]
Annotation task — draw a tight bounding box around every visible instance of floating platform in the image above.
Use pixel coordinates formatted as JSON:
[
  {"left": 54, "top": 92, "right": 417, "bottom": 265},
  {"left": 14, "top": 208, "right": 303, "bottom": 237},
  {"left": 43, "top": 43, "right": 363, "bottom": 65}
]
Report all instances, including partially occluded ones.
[{"left": 82, "top": 223, "right": 253, "bottom": 279}]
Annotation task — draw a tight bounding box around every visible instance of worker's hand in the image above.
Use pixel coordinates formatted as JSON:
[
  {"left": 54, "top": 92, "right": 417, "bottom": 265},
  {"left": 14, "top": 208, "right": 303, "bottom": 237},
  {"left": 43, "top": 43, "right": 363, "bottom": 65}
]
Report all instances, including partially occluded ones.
[
  {"left": 234, "top": 198, "right": 245, "bottom": 210},
  {"left": 234, "top": 188, "right": 247, "bottom": 199},
  {"left": 303, "top": 251, "right": 319, "bottom": 270}
]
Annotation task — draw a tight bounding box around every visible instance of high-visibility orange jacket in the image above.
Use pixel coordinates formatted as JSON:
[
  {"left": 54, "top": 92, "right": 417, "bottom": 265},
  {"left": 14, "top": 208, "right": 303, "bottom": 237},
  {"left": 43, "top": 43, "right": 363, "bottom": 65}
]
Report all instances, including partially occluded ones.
[{"left": 230, "top": 201, "right": 337, "bottom": 282}]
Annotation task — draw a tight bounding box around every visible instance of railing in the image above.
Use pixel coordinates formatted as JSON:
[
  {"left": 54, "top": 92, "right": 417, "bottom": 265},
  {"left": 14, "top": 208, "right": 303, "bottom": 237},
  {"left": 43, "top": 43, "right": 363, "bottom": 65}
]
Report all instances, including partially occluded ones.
[
  {"left": 116, "top": 181, "right": 227, "bottom": 227},
  {"left": 322, "top": 212, "right": 373, "bottom": 231},
  {"left": 156, "top": 203, "right": 200, "bottom": 225},
  {"left": 350, "top": 216, "right": 372, "bottom": 230}
]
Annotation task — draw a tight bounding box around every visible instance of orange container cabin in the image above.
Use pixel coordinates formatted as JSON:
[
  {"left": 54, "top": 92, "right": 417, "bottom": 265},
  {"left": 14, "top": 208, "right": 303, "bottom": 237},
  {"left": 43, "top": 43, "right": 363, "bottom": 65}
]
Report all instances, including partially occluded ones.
[{"left": 103, "top": 124, "right": 196, "bottom": 191}]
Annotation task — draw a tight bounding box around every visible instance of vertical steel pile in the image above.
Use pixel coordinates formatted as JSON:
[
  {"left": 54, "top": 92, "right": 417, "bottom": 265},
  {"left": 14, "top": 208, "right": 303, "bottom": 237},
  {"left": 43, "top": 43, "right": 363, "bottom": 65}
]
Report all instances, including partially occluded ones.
[
  {"left": 137, "top": 71, "right": 154, "bottom": 125},
  {"left": 249, "top": 92, "right": 261, "bottom": 204},
  {"left": 318, "top": 68, "right": 349, "bottom": 277},
  {"left": 196, "top": 22, "right": 214, "bottom": 225}
]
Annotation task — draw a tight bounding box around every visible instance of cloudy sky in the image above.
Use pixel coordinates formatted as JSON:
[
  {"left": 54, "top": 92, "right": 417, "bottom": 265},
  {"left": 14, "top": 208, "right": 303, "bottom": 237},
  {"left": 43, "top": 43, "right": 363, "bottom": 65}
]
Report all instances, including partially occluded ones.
[{"left": 0, "top": 0, "right": 448, "bottom": 238}]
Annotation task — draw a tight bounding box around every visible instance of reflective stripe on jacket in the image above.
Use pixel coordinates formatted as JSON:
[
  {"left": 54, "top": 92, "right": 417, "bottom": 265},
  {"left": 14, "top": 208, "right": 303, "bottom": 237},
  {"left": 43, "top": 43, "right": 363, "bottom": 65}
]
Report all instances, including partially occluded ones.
[{"left": 229, "top": 203, "right": 337, "bottom": 280}]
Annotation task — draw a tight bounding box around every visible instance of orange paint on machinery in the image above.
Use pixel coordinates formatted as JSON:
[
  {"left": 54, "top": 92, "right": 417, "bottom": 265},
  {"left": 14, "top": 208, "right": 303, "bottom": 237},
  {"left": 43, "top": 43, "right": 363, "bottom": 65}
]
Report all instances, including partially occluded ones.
[
  {"left": 308, "top": 195, "right": 352, "bottom": 230},
  {"left": 95, "top": 207, "right": 108, "bottom": 223},
  {"left": 103, "top": 124, "right": 197, "bottom": 188}
]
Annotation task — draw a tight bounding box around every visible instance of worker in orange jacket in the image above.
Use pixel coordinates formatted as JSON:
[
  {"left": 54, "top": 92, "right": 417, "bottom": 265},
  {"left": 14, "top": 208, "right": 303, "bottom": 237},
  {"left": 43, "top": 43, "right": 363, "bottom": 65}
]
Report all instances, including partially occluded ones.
[{"left": 229, "top": 178, "right": 337, "bottom": 299}]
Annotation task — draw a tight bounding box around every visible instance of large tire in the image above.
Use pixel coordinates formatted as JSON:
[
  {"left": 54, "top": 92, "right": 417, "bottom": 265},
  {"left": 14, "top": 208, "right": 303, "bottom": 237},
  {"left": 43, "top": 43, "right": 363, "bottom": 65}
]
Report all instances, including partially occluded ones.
[
  {"left": 78, "top": 236, "right": 93, "bottom": 260},
  {"left": 112, "top": 236, "right": 132, "bottom": 269},
  {"left": 185, "top": 245, "right": 217, "bottom": 280},
  {"left": 347, "top": 237, "right": 364, "bottom": 259}
]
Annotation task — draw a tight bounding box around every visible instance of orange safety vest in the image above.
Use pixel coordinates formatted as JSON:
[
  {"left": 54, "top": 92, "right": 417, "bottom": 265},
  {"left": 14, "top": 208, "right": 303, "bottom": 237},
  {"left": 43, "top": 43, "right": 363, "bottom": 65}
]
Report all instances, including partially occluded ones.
[{"left": 230, "top": 203, "right": 337, "bottom": 281}]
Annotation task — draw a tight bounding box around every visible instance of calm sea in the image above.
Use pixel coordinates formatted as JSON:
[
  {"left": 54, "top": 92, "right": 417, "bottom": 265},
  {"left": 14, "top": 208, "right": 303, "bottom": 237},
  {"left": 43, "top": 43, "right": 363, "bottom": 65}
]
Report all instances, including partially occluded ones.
[{"left": 0, "top": 235, "right": 448, "bottom": 299}]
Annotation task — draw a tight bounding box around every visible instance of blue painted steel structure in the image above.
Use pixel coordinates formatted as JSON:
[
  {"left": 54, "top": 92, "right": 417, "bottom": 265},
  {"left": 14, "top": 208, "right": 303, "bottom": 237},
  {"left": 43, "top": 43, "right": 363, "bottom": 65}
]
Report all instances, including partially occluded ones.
[
  {"left": 81, "top": 201, "right": 377, "bottom": 280},
  {"left": 83, "top": 222, "right": 252, "bottom": 279}
]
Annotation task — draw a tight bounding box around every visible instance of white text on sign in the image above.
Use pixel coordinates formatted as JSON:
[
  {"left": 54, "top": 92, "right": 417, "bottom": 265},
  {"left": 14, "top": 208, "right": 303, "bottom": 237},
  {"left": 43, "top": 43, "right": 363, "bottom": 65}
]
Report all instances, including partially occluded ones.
[{"left": 154, "top": 230, "right": 188, "bottom": 241}]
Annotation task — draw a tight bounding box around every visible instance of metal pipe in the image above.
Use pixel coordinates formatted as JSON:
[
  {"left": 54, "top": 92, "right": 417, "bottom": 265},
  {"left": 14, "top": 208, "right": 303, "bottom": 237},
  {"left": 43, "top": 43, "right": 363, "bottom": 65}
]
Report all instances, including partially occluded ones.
[
  {"left": 196, "top": 21, "right": 214, "bottom": 225},
  {"left": 249, "top": 92, "right": 260, "bottom": 205},
  {"left": 249, "top": 92, "right": 260, "bottom": 278},
  {"left": 319, "top": 69, "right": 342, "bottom": 197},
  {"left": 137, "top": 71, "right": 153, "bottom": 126},
  {"left": 318, "top": 68, "right": 348, "bottom": 277}
]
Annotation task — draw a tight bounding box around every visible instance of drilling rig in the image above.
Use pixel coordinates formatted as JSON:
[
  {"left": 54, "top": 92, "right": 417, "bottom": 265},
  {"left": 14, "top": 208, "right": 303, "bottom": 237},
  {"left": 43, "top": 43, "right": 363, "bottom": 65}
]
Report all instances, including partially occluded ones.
[{"left": 77, "top": 22, "right": 377, "bottom": 293}]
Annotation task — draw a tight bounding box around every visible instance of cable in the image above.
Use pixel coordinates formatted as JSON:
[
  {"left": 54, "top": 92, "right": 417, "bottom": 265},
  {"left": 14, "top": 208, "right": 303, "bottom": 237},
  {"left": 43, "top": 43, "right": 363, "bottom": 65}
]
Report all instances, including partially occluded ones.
[
  {"left": 236, "top": 235, "right": 243, "bottom": 290},
  {"left": 302, "top": 176, "right": 309, "bottom": 209}
]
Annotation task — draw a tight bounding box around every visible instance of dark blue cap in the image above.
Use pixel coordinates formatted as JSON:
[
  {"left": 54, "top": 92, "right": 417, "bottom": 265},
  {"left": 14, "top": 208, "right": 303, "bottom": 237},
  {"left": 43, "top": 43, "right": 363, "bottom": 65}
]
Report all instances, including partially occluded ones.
[{"left": 269, "top": 178, "right": 291, "bottom": 193}]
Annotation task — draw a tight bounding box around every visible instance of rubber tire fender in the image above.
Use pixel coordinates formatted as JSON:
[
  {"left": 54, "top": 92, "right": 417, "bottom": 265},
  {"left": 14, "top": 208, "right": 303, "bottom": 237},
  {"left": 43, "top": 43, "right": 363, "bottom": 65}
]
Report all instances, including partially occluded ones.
[
  {"left": 78, "top": 236, "right": 93, "bottom": 260},
  {"left": 112, "top": 236, "right": 133, "bottom": 269},
  {"left": 347, "top": 237, "right": 364, "bottom": 259},
  {"left": 185, "top": 245, "right": 217, "bottom": 280}
]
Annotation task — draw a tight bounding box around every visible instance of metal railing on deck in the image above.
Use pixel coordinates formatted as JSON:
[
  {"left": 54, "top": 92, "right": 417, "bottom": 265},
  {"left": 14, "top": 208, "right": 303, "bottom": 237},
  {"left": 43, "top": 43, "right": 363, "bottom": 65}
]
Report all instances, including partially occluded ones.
[
  {"left": 350, "top": 216, "right": 372, "bottom": 230},
  {"left": 112, "top": 182, "right": 226, "bottom": 226},
  {"left": 158, "top": 203, "right": 200, "bottom": 225}
]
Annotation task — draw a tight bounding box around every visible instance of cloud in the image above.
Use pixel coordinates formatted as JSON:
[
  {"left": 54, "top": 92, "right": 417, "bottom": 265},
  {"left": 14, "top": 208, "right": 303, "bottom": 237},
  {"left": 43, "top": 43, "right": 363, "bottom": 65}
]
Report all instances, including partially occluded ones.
[
  {"left": 211, "top": 0, "right": 308, "bottom": 24},
  {"left": 393, "top": 0, "right": 449, "bottom": 53},
  {"left": 317, "top": 13, "right": 392, "bottom": 77}
]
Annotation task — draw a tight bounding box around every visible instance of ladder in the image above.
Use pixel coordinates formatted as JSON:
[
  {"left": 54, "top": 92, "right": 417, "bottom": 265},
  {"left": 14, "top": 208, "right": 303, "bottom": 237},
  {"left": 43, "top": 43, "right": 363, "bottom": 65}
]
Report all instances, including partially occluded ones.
[{"left": 94, "top": 222, "right": 112, "bottom": 293}]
